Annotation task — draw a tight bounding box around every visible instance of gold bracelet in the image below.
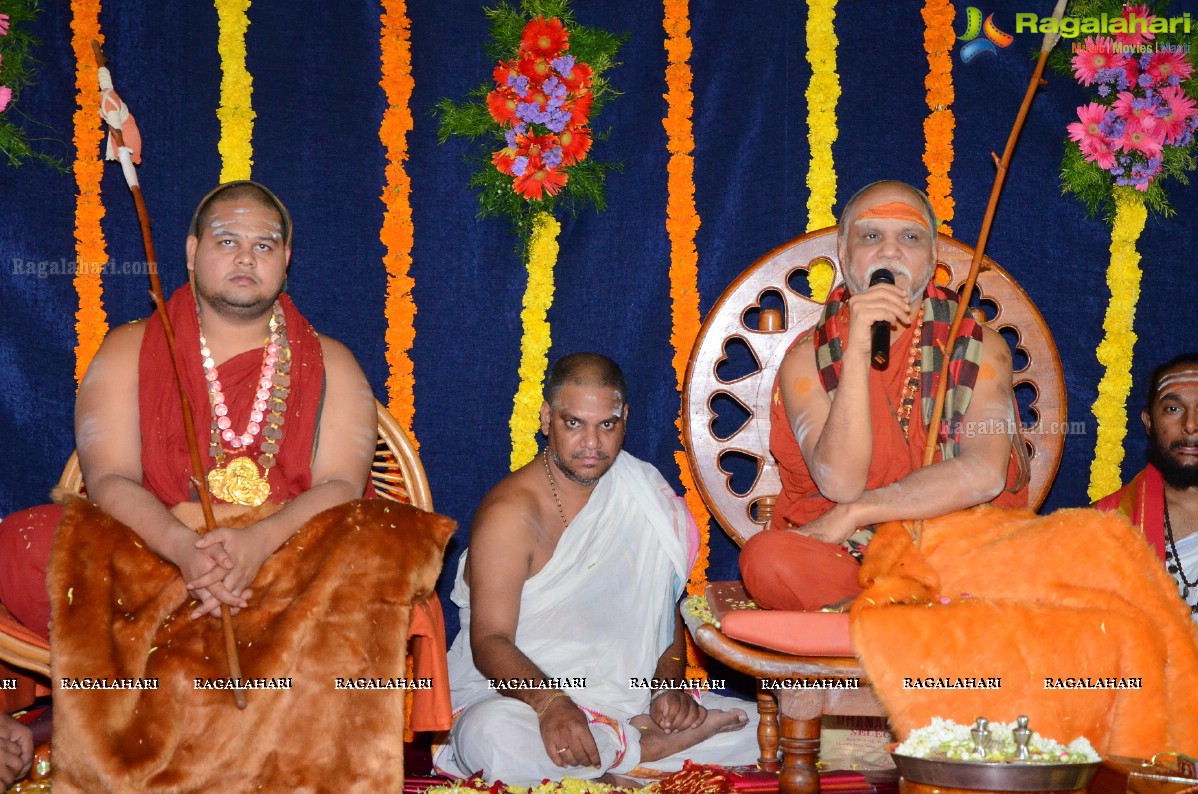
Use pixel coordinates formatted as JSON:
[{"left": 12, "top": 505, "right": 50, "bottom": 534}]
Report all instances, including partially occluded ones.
[{"left": 536, "top": 690, "right": 565, "bottom": 718}]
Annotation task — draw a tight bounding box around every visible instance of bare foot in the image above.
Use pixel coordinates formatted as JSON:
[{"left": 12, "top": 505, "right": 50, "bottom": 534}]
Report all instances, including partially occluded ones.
[{"left": 631, "top": 707, "right": 748, "bottom": 762}]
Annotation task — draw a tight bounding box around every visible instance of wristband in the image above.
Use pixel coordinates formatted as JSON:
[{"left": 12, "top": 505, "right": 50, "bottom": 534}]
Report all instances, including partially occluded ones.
[{"left": 536, "top": 690, "right": 565, "bottom": 718}]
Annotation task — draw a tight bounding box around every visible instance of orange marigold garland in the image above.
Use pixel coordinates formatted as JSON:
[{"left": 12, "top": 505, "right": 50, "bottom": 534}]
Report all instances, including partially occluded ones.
[
  {"left": 379, "top": 0, "right": 418, "bottom": 441},
  {"left": 663, "top": 0, "right": 710, "bottom": 680},
  {"left": 71, "top": 0, "right": 109, "bottom": 383},
  {"left": 922, "top": 0, "right": 956, "bottom": 235}
]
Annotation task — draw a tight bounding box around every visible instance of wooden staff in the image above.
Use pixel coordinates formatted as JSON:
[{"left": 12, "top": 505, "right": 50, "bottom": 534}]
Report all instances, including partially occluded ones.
[
  {"left": 917, "top": 1, "right": 1068, "bottom": 544},
  {"left": 94, "top": 43, "right": 247, "bottom": 709}
]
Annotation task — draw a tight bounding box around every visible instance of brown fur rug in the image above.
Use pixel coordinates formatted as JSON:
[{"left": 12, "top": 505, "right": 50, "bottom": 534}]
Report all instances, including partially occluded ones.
[
  {"left": 850, "top": 507, "right": 1198, "bottom": 758},
  {"left": 47, "top": 496, "right": 455, "bottom": 793}
]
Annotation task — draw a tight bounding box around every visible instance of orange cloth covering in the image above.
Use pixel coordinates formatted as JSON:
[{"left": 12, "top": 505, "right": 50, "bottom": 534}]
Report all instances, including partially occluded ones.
[
  {"left": 850, "top": 507, "right": 1198, "bottom": 757},
  {"left": 1094, "top": 464, "right": 1167, "bottom": 561},
  {"left": 48, "top": 496, "right": 456, "bottom": 792}
]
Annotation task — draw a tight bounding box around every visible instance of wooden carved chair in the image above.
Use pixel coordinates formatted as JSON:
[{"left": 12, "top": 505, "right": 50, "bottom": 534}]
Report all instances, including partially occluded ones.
[
  {"left": 682, "top": 228, "right": 1066, "bottom": 794},
  {"left": 0, "top": 399, "right": 432, "bottom": 679}
]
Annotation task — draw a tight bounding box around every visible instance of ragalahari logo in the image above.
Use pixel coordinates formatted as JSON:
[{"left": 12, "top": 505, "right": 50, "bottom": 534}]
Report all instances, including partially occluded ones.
[{"left": 957, "top": 6, "right": 1014, "bottom": 63}]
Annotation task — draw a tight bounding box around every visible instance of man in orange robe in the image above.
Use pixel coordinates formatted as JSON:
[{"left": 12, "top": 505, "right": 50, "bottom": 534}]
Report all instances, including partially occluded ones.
[
  {"left": 740, "top": 181, "right": 1027, "bottom": 611},
  {"left": 1095, "top": 352, "right": 1198, "bottom": 620}
]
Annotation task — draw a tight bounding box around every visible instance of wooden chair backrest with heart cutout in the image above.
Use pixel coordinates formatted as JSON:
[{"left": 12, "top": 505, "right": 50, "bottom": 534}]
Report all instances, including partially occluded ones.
[{"left": 683, "top": 226, "right": 1065, "bottom": 548}]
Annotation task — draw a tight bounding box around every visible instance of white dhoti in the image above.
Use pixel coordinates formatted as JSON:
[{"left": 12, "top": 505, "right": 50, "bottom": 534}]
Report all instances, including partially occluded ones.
[{"left": 434, "top": 452, "right": 759, "bottom": 785}]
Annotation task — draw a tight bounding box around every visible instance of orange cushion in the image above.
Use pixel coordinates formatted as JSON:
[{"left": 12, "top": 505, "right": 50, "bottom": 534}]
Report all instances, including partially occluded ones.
[{"left": 720, "top": 609, "right": 855, "bottom": 657}]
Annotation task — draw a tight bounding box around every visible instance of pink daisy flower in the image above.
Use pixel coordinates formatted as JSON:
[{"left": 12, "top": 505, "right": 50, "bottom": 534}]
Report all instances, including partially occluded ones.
[
  {"left": 1113, "top": 90, "right": 1159, "bottom": 133},
  {"left": 1157, "top": 85, "right": 1198, "bottom": 144},
  {"left": 1067, "top": 103, "right": 1112, "bottom": 147},
  {"left": 1114, "top": 4, "right": 1156, "bottom": 48},
  {"left": 1071, "top": 37, "right": 1124, "bottom": 85},
  {"left": 1116, "top": 117, "right": 1166, "bottom": 159},
  {"left": 0, "top": 85, "right": 11, "bottom": 114},
  {"left": 1079, "top": 136, "right": 1118, "bottom": 170},
  {"left": 1145, "top": 50, "right": 1195, "bottom": 85},
  {"left": 0, "top": 14, "right": 10, "bottom": 35}
]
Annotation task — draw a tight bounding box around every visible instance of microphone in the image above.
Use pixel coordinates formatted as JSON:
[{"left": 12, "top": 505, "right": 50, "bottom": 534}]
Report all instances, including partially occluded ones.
[{"left": 869, "top": 269, "right": 894, "bottom": 370}]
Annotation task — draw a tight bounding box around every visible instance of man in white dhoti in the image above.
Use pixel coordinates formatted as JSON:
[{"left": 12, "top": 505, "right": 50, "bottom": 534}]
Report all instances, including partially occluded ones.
[{"left": 435, "top": 353, "right": 758, "bottom": 785}]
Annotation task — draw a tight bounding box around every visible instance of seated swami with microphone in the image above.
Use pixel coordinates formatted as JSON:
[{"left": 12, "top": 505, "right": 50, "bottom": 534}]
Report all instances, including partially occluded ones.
[{"left": 738, "top": 180, "right": 1029, "bottom": 611}]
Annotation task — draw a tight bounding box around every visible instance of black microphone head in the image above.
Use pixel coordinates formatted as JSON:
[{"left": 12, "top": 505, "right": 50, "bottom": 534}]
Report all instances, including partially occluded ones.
[{"left": 869, "top": 268, "right": 895, "bottom": 287}]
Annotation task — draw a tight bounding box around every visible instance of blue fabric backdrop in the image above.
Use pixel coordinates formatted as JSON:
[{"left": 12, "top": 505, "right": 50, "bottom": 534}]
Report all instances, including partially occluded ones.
[{"left": 1, "top": 1, "right": 1196, "bottom": 645}]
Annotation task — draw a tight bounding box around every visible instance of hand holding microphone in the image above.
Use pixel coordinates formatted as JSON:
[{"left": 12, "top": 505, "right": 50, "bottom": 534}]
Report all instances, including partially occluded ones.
[{"left": 868, "top": 268, "right": 894, "bottom": 370}]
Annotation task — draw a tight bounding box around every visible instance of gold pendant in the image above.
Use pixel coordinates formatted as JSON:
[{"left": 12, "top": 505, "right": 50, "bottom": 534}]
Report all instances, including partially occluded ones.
[{"left": 207, "top": 456, "right": 271, "bottom": 507}]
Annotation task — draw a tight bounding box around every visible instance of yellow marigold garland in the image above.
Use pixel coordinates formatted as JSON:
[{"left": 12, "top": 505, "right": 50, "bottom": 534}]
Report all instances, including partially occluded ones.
[
  {"left": 804, "top": 0, "right": 839, "bottom": 302},
  {"left": 379, "top": 0, "right": 418, "bottom": 442},
  {"left": 71, "top": 0, "right": 108, "bottom": 383},
  {"left": 1088, "top": 188, "right": 1146, "bottom": 501},
  {"left": 215, "top": 0, "right": 254, "bottom": 181},
  {"left": 509, "top": 211, "right": 559, "bottom": 470},
  {"left": 921, "top": 0, "right": 955, "bottom": 236},
  {"left": 663, "top": 0, "right": 710, "bottom": 680}
]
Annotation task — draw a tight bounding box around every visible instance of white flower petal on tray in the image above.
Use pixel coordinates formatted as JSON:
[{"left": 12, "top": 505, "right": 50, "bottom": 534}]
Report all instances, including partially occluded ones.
[{"left": 895, "top": 718, "right": 1100, "bottom": 764}]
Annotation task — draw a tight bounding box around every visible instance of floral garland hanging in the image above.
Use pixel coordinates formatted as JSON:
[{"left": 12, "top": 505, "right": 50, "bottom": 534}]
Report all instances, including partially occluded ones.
[
  {"left": 804, "top": 0, "right": 840, "bottom": 301},
  {"left": 663, "top": 0, "right": 711, "bottom": 681},
  {"left": 379, "top": 0, "right": 419, "bottom": 442},
  {"left": 1089, "top": 190, "right": 1146, "bottom": 500},
  {"left": 437, "top": 0, "right": 623, "bottom": 470},
  {"left": 0, "top": 0, "right": 61, "bottom": 168},
  {"left": 1048, "top": 1, "right": 1198, "bottom": 499},
  {"left": 70, "top": 0, "right": 109, "bottom": 383},
  {"left": 215, "top": 0, "right": 254, "bottom": 181},
  {"left": 922, "top": 0, "right": 956, "bottom": 236}
]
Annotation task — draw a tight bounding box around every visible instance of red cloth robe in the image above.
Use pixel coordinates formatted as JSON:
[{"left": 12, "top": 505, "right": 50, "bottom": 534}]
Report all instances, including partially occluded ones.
[{"left": 1093, "top": 464, "right": 1167, "bottom": 561}]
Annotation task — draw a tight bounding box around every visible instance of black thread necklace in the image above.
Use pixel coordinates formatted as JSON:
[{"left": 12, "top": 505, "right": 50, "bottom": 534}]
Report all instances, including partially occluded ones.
[{"left": 1163, "top": 497, "right": 1198, "bottom": 616}]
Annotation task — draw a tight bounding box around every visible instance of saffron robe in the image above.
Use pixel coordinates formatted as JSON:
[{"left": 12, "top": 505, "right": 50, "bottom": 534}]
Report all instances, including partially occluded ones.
[{"left": 741, "top": 284, "right": 1027, "bottom": 610}]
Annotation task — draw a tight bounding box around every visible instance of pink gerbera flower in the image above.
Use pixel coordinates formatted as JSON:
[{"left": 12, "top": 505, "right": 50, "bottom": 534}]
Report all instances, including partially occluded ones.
[
  {"left": 1113, "top": 4, "right": 1156, "bottom": 47},
  {"left": 1145, "top": 50, "right": 1195, "bottom": 85},
  {"left": 1079, "top": 135, "right": 1118, "bottom": 170},
  {"left": 0, "top": 14, "right": 10, "bottom": 36},
  {"left": 1116, "top": 117, "right": 1166, "bottom": 159},
  {"left": 0, "top": 85, "right": 11, "bottom": 114},
  {"left": 1067, "top": 103, "right": 1112, "bottom": 147},
  {"left": 1157, "top": 85, "right": 1198, "bottom": 144},
  {"left": 1071, "top": 37, "right": 1124, "bottom": 85},
  {"left": 1113, "top": 90, "right": 1159, "bottom": 133}
]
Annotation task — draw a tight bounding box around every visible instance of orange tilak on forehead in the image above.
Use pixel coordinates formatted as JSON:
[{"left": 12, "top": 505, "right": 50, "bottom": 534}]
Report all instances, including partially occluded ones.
[{"left": 856, "top": 201, "right": 929, "bottom": 229}]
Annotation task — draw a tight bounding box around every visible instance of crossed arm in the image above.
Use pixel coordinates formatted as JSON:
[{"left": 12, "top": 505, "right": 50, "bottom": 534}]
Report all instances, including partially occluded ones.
[{"left": 76, "top": 323, "right": 375, "bottom": 618}]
